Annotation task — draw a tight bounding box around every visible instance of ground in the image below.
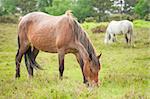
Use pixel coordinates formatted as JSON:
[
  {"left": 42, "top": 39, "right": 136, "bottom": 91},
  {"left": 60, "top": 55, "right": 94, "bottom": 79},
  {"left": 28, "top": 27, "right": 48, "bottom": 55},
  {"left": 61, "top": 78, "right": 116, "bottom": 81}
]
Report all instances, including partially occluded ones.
[{"left": 0, "top": 20, "right": 149, "bottom": 99}]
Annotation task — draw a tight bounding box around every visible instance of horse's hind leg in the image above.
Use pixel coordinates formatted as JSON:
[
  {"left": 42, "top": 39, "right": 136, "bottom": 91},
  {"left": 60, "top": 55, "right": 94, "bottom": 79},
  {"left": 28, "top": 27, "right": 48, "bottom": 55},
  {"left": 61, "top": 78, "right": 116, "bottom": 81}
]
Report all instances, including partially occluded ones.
[
  {"left": 125, "top": 34, "right": 128, "bottom": 44},
  {"left": 15, "top": 50, "right": 23, "bottom": 78},
  {"left": 15, "top": 41, "right": 28, "bottom": 78},
  {"left": 58, "top": 52, "right": 65, "bottom": 79},
  {"left": 128, "top": 32, "right": 132, "bottom": 45}
]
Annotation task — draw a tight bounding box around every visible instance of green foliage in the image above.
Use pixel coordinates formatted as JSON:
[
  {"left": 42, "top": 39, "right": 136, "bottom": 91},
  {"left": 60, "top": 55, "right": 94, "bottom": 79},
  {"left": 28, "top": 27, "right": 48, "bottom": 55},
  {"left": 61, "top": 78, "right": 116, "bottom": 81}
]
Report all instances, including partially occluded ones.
[
  {"left": 16, "top": 0, "right": 37, "bottom": 15},
  {"left": 72, "top": 0, "right": 94, "bottom": 22},
  {"left": 45, "top": 0, "right": 94, "bottom": 22},
  {"left": 0, "top": 0, "right": 38, "bottom": 15},
  {"left": 0, "top": 0, "right": 149, "bottom": 22},
  {"left": 92, "top": 0, "right": 113, "bottom": 22},
  {"left": 123, "top": 0, "right": 138, "bottom": 14},
  {"left": 0, "top": 0, "right": 16, "bottom": 15},
  {"left": 45, "top": 0, "right": 72, "bottom": 16},
  {"left": 134, "top": 0, "right": 150, "bottom": 18},
  {"left": 144, "top": 13, "right": 150, "bottom": 21},
  {"left": 84, "top": 17, "right": 96, "bottom": 22},
  {"left": 36, "top": 0, "right": 53, "bottom": 12}
]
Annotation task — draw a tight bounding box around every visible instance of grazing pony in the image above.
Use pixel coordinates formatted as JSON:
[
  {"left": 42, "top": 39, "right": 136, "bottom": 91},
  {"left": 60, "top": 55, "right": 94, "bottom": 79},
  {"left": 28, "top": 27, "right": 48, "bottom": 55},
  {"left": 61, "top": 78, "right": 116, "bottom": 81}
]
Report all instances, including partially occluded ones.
[
  {"left": 15, "top": 11, "right": 102, "bottom": 85},
  {"left": 104, "top": 20, "right": 133, "bottom": 45}
]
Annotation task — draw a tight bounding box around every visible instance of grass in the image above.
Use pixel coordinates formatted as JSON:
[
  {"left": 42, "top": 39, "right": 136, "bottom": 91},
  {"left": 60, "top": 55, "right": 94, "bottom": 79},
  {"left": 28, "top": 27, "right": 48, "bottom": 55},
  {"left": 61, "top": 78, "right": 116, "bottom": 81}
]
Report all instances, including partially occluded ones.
[{"left": 0, "top": 20, "right": 149, "bottom": 99}]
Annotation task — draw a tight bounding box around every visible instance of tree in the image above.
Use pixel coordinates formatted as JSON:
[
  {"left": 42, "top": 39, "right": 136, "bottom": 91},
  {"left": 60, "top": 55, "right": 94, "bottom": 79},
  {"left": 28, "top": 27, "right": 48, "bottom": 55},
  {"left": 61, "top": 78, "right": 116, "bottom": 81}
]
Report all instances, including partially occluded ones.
[
  {"left": 45, "top": 0, "right": 72, "bottom": 15},
  {"left": 92, "top": 0, "right": 113, "bottom": 21},
  {"left": 0, "top": 0, "right": 17, "bottom": 15},
  {"left": 16, "top": 0, "right": 37, "bottom": 15},
  {"left": 45, "top": 0, "right": 95, "bottom": 22},
  {"left": 134, "top": 0, "right": 150, "bottom": 18},
  {"left": 123, "top": 0, "right": 138, "bottom": 14},
  {"left": 72, "top": 0, "right": 94, "bottom": 22},
  {"left": 36, "top": 0, "right": 53, "bottom": 12}
]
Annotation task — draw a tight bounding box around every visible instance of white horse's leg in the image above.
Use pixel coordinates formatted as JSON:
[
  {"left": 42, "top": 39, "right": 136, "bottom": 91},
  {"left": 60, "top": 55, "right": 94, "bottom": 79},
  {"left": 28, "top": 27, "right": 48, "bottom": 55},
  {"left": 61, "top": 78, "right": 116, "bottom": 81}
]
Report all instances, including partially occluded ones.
[
  {"left": 128, "top": 31, "right": 133, "bottom": 46},
  {"left": 104, "top": 32, "right": 110, "bottom": 44},
  {"left": 110, "top": 33, "right": 115, "bottom": 43},
  {"left": 125, "top": 34, "right": 128, "bottom": 44},
  {"left": 126, "top": 28, "right": 133, "bottom": 46},
  {"left": 113, "top": 34, "right": 117, "bottom": 42}
]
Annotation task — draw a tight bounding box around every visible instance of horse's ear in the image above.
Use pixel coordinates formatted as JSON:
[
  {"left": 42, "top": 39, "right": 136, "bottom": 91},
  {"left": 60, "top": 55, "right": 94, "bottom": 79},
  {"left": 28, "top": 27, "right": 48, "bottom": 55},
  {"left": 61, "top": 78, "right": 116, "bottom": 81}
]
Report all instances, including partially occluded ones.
[{"left": 97, "top": 53, "right": 102, "bottom": 59}]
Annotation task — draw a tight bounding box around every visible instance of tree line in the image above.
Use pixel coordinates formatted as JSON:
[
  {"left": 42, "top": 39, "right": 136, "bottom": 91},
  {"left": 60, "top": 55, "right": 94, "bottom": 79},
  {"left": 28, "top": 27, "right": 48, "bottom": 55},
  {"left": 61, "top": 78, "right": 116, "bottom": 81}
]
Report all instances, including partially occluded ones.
[{"left": 0, "top": 0, "right": 149, "bottom": 22}]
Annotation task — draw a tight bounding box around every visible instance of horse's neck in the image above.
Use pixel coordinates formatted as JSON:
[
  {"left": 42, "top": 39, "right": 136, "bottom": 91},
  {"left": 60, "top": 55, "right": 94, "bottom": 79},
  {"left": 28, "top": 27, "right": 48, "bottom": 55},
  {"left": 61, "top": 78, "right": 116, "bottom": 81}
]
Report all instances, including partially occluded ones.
[
  {"left": 80, "top": 31, "right": 96, "bottom": 59},
  {"left": 73, "top": 20, "right": 96, "bottom": 59}
]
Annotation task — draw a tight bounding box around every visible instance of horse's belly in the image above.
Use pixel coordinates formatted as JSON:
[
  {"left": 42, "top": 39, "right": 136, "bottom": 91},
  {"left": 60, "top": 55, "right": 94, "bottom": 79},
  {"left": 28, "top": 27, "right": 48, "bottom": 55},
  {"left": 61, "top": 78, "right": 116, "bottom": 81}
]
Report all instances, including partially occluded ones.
[
  {"left": 30, "top": 34, "right": 57, "bottom": 53},
  {"left": 109, "top": 28, "right": 120, "bottom": 34}
]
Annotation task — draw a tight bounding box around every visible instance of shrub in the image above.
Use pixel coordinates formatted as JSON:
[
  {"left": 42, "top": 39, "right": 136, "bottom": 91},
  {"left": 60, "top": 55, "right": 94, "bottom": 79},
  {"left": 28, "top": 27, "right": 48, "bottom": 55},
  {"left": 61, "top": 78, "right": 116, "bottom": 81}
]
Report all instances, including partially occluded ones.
[
  {"left": 0, "top": 15, "right": 18, "bottom": 23},
  {"left": 91, "top": 23, "right": 108, "bottom": 33},
  {"left": 108, "top": 14, "right": 134, "bottom": 22},
  {"left": 84, "top": 17, "right": 96, "bottom": 22},
  {"left": 144, "top": 14, "right": 150, "bottom": 21}
]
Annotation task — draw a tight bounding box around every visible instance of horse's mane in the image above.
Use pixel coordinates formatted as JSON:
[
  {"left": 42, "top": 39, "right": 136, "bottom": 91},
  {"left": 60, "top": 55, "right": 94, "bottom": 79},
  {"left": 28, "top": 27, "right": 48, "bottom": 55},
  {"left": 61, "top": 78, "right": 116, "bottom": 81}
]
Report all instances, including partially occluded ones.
[{"left": 66, "top": 13, "right": 99, "bottom": 70}]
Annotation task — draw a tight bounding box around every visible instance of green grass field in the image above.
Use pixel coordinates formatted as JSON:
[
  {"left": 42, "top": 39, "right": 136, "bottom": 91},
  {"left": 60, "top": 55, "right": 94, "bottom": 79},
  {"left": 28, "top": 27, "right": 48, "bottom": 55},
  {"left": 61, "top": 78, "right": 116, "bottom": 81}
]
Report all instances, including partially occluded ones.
[{"left": 0, "top": 20, "right": 149, "bottom": 99}]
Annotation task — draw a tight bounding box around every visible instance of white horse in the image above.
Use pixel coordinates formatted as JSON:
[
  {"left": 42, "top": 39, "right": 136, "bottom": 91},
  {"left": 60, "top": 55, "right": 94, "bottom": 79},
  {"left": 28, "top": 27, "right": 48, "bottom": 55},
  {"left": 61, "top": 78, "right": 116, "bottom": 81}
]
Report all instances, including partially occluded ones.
[{"left": 104, "top": 20, "right": 133, "bottom": 45}]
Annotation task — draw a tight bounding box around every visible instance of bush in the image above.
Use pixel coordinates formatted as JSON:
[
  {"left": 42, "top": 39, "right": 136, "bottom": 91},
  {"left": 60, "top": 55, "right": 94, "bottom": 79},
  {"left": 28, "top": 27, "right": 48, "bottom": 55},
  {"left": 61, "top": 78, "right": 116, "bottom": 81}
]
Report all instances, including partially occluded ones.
[
  {"left": 84, "top": 17, "right": 96, "bottom": 22},
  {"left": 108, "top": 14, "right": 134, "bottom": 22},
  {"left": 82, "top": 22, "right": 98, "bottom": 30},
  {"left": 91, "top": 23, "right": 108, "bottom": 33},
  {"left": 0, "top": 15, "right": 18, "bottom": 23},
  {"left": 144, "top": 14, "right": 150, "bottom": 21}
]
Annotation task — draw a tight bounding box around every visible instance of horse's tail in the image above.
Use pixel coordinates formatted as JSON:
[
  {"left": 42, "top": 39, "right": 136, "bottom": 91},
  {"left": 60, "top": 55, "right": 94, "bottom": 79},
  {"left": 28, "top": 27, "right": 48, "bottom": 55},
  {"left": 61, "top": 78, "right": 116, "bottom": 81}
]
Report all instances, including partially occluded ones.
[
  {"left": 17, "top": 35, "right": 21, "bottom": 49},
  {"left": 129, "top": 23, "right": 134, "bottom": 45},
  {"left": 24, "top": 47, "right": 43, "bottom": 70}
]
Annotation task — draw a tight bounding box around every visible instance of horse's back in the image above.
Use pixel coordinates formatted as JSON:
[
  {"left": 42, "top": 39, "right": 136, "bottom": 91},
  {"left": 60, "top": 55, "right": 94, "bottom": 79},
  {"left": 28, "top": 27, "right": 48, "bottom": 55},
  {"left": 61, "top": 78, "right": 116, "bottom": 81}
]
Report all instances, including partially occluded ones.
[
  {"left": 106, "top": 20, "right": 121, "bottom": 34},
  {"left": 120, "top": 20, "right": 133, "bottom": 33},
  {"left": 18, "top": 12, "right": 59, "bottom": 27},
  {"left": 107, "top": 20, "right": 133, "bottom": 34},
  {"left": 17, "top": 12, "right": 77, "bottom": 53},
  {"left": 120, "top": 20, "right": 133, "bottom": 29}
]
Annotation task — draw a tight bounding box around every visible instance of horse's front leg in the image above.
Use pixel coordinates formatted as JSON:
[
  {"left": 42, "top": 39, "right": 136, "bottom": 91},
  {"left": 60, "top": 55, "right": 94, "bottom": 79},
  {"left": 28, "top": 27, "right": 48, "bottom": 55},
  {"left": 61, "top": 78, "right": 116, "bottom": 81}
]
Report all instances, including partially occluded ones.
[
  {"left": 58, "top": 53, "right": 65, "bottom": 80},
  {"left": 113, "top": 34, "right": 117, "bottom": 42},
  {"left": 75, "top": 53, "right": 88, "bottom": 84}
]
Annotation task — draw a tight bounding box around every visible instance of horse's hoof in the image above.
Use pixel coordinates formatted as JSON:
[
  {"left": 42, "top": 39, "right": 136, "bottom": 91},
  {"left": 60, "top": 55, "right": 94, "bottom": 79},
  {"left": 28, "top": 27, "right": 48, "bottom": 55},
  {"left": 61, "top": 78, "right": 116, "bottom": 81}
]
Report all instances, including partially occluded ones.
[
  {"left": 29, "top": 75, "right": 33, "bottom": 79},
  {"left": 15, "top": 74, "right": 20, "bottom": 78},
  {"left": 59, "top": 76, "right": 63, "bottom": 80}
]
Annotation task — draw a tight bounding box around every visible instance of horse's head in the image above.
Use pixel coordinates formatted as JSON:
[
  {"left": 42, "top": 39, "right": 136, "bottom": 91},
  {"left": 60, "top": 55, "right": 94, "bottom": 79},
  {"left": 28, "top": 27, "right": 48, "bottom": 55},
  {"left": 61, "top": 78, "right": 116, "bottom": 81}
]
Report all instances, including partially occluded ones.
[{"left": 83, "top": 53, "right": 102, "bottom": 86}]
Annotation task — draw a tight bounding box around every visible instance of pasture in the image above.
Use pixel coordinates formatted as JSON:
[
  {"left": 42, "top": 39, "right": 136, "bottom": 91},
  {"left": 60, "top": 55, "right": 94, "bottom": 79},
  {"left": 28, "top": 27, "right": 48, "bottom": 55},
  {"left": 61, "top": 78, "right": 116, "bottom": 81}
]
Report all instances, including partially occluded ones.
[{"left": 0, "top": 20, "right": 149, "bottom": 98}]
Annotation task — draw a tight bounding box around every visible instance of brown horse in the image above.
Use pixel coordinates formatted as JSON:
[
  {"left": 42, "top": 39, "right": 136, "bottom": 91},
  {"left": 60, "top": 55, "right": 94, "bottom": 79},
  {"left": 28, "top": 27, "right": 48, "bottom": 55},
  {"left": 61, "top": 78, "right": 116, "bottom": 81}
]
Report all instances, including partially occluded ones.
[{"left": 15, "top": 11, "right": 101, "bottom": 85}]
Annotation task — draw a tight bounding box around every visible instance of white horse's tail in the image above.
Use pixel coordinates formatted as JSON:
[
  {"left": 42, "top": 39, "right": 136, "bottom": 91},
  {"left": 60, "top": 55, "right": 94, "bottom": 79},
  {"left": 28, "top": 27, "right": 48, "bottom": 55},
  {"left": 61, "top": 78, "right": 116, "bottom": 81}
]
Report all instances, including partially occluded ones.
[{"left": 129, "top": 23, "right": 134, "bottom": 46}]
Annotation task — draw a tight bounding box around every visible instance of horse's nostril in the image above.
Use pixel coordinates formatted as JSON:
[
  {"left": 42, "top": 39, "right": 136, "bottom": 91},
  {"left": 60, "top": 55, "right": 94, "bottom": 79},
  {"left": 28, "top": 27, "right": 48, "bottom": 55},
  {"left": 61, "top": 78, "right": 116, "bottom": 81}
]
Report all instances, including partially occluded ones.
[{"left": 95, "top": 78, "right": 98, "bottom": 83}]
